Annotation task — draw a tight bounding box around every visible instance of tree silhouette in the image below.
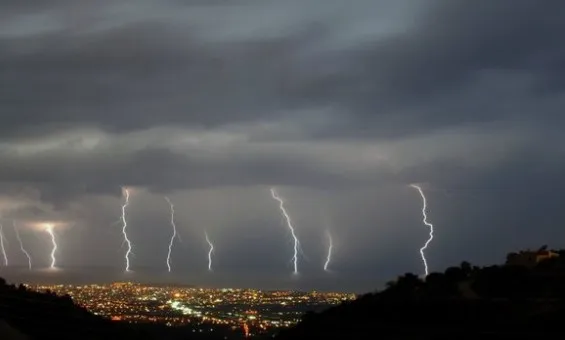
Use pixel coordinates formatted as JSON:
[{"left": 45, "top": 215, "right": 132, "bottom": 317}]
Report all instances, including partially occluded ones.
[
  {"left": 384, "top": 273, "right": 422, "bottom": 298},
  {"left": 278, "top": 250, "right": 565, "bottom": 339},
  {"left": 460, "top": 261, "right": 472, "bottom": 276}
]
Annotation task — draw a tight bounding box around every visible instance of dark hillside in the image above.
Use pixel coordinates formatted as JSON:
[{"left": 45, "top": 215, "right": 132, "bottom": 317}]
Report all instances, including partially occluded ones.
[
  {"left": 276, "top": 250, "right": 565, "bottom": 339},
  {"left": 0, "top": 277, "right": 143, "bottom": 339}
]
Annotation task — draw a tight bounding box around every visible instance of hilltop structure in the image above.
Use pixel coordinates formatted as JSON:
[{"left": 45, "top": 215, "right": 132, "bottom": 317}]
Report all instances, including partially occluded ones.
[{"left": 505, "top": 245, "right": 559, "bottom": 268}]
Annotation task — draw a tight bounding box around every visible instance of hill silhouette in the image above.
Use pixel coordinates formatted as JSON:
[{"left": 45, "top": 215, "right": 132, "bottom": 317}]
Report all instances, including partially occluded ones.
[
  {"left": 0, "top": 277, "right": 143, "bottom": 339},
  {"left": 275, "top": 249, "right": 565, "bottom": 339}
]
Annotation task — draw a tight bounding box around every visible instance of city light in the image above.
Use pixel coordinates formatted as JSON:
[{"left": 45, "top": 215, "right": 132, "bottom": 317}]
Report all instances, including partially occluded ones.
[{"left": 26, "top": 282, "right": 356, "bottom": 335}]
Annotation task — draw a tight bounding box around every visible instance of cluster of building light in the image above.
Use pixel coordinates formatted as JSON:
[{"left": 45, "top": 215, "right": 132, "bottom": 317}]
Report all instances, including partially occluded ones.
[{"left": 26, "top": 283, "right": 355, "bottom": 335}]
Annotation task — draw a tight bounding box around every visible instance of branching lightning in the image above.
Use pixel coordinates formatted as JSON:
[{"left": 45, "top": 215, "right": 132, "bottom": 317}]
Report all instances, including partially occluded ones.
[
  {"left": 410, "top": 184, "right": 434, "bottom": 277},
  {"left": 205, "top": 231, "right": 214, "bottom": 271},
  {"left": 120, "top": 188, "right": 133, "bottom": 272},
  {"left": 0, "top": 223, "right": 8, "bottom": 266},
  {"left": 270, "top": 188, "right": 300, "bottom": 275},
  {"left": 164, "top": 197, "right": 178, "bottom": 272},
  {"left": 13, "top": 222, "right": 32, "bottom": 270},
  {"left": 324, "top": 230, "right": 333, "bottom": 272},
  {"left": 45, "top": 224, "right": 57, "bottom": 269}
]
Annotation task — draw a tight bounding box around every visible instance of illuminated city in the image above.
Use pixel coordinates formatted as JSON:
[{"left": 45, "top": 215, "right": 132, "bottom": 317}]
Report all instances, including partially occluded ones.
[{"left": 26, "top": 283, "right": 355, "bottom": 337}]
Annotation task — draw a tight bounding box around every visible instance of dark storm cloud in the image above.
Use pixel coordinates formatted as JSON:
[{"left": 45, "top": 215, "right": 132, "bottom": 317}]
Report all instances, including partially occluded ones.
[
  {"left": 0, "top": 0, "right": 562, "bottom": 195},
  {"left": 0, "top": 7, "right": 330, "bottom": 137},
  {"left": 0, "top": 139, "right": 393, "bottom": 206},
  {"left": 1, "top": 0, "right": 561, "bottom": 140},
  {"left": 291, "top": 1, "right": 565, "bottom": 139}
]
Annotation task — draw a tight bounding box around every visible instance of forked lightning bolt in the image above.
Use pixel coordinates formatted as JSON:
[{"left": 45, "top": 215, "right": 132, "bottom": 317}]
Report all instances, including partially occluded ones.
[
  {"left": 45, "top": 224, "right": 57, "bottom": 269},
  {"left": 324, "top": 230, "right": 333, "bottom": 272},
  {"left": 13, "top": 222, "right": 32, "bottom": 270},
  {"left": 121, "top": 188, "right": 133, "bottom": 272},
  {"left": 164, "top": 197, "right": 178, "bottom": 272},
  {"left": 270, "top": 188, "right": 300, "bottom": 275},
  {"left": 0, "top": 223, "right": 8, "bottom": 266},
  {"left": 410, "top": 184, "right": 434, "bottom": 276},
  {"left": 205, "top": 231, "right": 214, "bottom": 271}
]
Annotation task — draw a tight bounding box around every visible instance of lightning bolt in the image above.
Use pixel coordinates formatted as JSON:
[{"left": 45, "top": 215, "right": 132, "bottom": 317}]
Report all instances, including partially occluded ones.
[
  {"left": 410, "top": 184, "right": 434, "bottom": 276},
  {"left": 0, "top": 223, "right": 8, "bottom": 266},
  {"left": 205, "top": 231, "right": 214, "bottom": 271},
  {"left": 121, "top": 188, "right": 133, "bottom": 272},
  {"left": 164, "top": 197, "right": 178, "bottom": 273},
  {"left": 270, "top": 188, "right": 300, "bottom": 275},
  {"left": 45, "top": 224, "right": 57, "bottom": 269},
  {"left": 13, "top": 222, "right": 32, "bottom": 270},
  {"left": 324, "top": 230, "right": 333, "bottom": 272}
]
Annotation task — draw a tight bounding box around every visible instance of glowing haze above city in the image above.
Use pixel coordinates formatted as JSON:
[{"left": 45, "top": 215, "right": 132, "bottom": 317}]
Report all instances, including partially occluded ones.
[{"left": 0, "top": 0, "right": 564, "bottom": 293}]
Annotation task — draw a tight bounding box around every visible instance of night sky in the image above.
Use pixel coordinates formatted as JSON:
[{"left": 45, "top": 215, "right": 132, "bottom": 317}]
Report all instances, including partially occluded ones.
[{"left": 1, "top": 1, "right": 564, "bottom": 293}]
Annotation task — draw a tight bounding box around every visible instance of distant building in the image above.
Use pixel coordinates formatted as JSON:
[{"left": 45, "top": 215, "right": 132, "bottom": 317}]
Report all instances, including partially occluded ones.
[{"left": 505, "top": 246, "right": 559, "bottom": 268}]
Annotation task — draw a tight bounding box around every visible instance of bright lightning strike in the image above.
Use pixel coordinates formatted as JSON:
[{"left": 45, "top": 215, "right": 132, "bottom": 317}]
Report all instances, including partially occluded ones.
[
  {"left": 45, "top": 224, "right": 57, "bottom": 269},
  {"left": 121, "top": 188, "right": 133, "bottom": 272},
  {"left": 0, "top": 223, "right": 8, "bottom": 266},
  {"left": 324, "top": 230, "right": 333, "bottom": 272},
  {"left": 410, "top": 184, "right": 434, "bottom": 277},
  {"left": 13, "top": 222, "right": 32, "bottom": 270},
  {"left": 270, "top": 188, "right": 300, "bottom": 275},
  {"left": 164, "top": 197, "right": 178, "bottom": 273},
  {"left": 205, "top": 231, "right": 214, "bottom": 271}
]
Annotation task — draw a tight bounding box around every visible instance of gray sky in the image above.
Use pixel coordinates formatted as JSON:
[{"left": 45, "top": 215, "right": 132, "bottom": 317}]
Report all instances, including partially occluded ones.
[{"left": 0, "top": 0, "right": 564, "bottom": 292}]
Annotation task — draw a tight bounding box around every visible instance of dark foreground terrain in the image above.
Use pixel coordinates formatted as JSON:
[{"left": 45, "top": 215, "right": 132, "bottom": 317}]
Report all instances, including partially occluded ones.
[
  {"left": 277, "top": 249, "right": 565, "bottom": 339},
  {"left": 3, "top": 248, "right": 565, "bottom": 339}
]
